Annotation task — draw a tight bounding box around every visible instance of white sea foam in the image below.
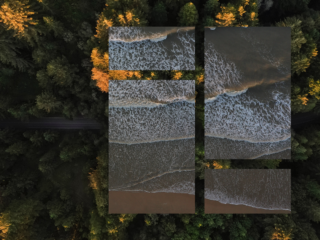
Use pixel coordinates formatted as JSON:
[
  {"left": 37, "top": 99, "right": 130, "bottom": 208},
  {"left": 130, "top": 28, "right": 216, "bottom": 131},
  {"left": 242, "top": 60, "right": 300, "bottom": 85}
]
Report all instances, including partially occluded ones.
[
  {"left": 204, "top": 42, "right": 243, "bottom": 97},
  {"left": 205, "top": 136, "right": 291, "bottom": 159},
  {"left": 205, "top": 86, "right": 291, "bottom": 142},
  {"left": 150, "top": 35, "right": 167, "bottom": 42},
  {"left": 109, "top": 80, "right": 195, "bottom": 108},
  {"left": 205, "top": 169, "right": 291, "bottom": 211},
  {"left": 225, "top": 88, "right": 248, "bottom": 96},
  {"left": 109, "top": 80, "right": 195, "bottom": 143},
  {"left": 109, "top": 27, "right": 193, "bottom": 43},
  {"left": 109, "top": 80, "right": 196, "bottom": 195},
  {"left": 109, "top": 27, "right": 195, "bottom": 70}
]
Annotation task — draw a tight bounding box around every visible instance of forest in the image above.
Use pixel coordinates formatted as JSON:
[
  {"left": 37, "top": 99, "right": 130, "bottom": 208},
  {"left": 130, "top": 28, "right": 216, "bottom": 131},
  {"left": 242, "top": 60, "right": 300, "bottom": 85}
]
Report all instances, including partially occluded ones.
[{"left": 0, "top": 0, "right": 320, "bottom": 239}]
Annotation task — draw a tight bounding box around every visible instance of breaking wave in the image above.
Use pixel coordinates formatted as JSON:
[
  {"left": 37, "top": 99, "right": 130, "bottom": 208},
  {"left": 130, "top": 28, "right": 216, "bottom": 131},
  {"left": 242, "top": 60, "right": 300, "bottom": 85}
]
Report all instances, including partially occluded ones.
[
  {"left": 109, "top": 27, "right": 195, "bottom": 70},
  {"left": 205, "top": 169, "right": 291, "bottom": 211}
]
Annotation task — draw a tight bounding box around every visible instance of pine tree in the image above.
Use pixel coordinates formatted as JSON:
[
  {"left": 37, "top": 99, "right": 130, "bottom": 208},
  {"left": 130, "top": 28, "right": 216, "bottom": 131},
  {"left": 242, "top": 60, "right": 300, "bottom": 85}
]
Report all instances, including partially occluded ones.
[
  {"left": 202, "top": 0, "right": 220, "bottom": 26},
  {"left": 36, "top": 91, "right": 61, "bottom": 113},
  {"left": 5, "top": 140, "right": 29, "bottom": 155},
  {"left": 151, "top": 1, "right": 168, "bottom": 26},
  {"left": 178, "top": 2, "right": 199, "bottom": 26}
]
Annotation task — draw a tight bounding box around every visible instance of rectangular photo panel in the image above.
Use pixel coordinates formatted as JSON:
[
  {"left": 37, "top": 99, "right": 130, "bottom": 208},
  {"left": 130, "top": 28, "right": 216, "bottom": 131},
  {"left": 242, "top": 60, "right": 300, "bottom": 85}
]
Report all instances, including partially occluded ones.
[
  {"left": 205, "top": 169, "right": 291, "bottom": 214},
  {"left": 109, "top": 80, "right": 195, "bottom": 213},
  {"left": 204, "top": 27, "right": 291, "bottom": 159},
  {"left": 108, "top": 27, "right": 195, "bottom": 70}
]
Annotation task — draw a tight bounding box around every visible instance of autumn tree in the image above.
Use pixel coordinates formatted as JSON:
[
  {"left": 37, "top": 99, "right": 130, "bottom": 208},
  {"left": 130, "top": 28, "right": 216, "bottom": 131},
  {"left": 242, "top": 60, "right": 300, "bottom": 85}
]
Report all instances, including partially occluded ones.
[
  {"left": 214, "top": 0, "right": 259, "bottom": 27},
  {"left": 0, "top": 0, "right": 44, "bottom": 45}
]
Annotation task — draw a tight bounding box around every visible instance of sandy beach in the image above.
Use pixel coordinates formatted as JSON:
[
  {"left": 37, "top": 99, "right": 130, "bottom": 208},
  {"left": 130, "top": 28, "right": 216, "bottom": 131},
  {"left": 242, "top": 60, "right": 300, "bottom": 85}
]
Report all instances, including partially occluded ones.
[
  {"left": 109, "top": 191, "right": 195, "bottom": 214},
  {"left": 205, "top": 199, "right": 291, "bottom": 214}
]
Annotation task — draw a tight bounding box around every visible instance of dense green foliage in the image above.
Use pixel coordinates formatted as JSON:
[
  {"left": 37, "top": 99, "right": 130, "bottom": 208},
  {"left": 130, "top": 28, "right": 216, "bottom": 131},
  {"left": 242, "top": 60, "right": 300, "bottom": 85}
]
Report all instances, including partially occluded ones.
[{"left": 0, "top": 0, "right": 320, "bottom": 239}]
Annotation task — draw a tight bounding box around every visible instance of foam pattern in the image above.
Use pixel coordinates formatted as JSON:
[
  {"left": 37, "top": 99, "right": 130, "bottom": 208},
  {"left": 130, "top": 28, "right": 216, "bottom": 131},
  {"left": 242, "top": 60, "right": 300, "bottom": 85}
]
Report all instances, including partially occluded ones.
[{"left": 109, "top": 27, "right": 195, "bottom": 70}]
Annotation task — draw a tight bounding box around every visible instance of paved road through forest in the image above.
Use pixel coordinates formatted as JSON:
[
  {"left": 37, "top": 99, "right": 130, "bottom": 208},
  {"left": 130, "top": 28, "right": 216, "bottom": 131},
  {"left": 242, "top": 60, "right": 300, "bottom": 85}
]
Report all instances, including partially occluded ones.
[{"left": 0, "top": 113, "right": 319, "bottom": 129}]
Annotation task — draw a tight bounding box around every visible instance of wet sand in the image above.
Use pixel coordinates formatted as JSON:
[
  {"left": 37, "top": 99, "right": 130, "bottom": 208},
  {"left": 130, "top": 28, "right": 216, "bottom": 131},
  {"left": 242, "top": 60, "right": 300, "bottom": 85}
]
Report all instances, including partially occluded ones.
[
  {"left": 109, "top": 191, "right": 195, "bottom": 214},
  {"left": 205, "top": 199, "right": 291, "bottom": 214}
]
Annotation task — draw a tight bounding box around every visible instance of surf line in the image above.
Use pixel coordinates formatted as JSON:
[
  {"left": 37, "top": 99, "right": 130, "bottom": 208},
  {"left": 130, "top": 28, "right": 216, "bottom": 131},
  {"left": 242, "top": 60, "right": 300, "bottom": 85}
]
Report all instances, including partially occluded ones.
[
  {"left": 109, "top": 135, "right": 195, "bottom": 145},
  {"left": 109, "top": 27, "right": 195, "bottom": 43},
  {"left": 109, "top": 98, "right": 196, "bottom": 108},
  {"left": 110, "top": 168, "right": 195, "bottom": 191},
  {"left": 204, "top": 135, "right": 291, "bottom": 144},
  {"left": 204, "top": 197, "right": 291, "bottom": 211},
  {"left": 250, "top": 147, "right": 291, "bottom": 159}
]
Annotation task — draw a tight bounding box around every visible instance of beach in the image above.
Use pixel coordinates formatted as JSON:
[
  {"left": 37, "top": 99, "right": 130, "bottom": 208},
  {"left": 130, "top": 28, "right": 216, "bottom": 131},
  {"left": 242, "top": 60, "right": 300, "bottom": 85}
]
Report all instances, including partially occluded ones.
[
  {"left": 205, "top": 199, "right": 291, "bottom": 214},
  {"left": 109, "top": 191, "right": 195, "bottom": 214}
]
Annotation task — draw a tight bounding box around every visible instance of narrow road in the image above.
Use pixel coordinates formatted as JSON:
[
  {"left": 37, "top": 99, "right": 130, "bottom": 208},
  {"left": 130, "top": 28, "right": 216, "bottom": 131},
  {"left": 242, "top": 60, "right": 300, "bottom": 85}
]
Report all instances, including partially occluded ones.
[
  {"left": 291, "top": 112, "right": 320, "bottom": 129},
  {"left": 0, "top": 117, "right": 102, "bottom": 129},
  {"left": 0, "top": 113, "right": 318, "bottom": 130}
]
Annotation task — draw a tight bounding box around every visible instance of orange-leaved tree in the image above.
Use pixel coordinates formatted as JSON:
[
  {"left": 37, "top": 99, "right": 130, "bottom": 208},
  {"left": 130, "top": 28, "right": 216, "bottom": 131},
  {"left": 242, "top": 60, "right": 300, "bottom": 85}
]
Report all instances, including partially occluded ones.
[{"left": 91, "top": 1, "right": 149, "bottom": 93}]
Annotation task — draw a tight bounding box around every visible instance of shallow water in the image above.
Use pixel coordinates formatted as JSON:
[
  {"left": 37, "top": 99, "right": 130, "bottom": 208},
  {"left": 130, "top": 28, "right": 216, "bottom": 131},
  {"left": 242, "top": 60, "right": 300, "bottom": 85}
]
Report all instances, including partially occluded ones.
[
  {"left": 205, "top": 169, "right": 291, "bottom": 211},
  {"left": 204, "top": 27, "right": 291, "bottom": 159},
  {"left": 109, "top": 80, "right": 195, "bottom": 195}
]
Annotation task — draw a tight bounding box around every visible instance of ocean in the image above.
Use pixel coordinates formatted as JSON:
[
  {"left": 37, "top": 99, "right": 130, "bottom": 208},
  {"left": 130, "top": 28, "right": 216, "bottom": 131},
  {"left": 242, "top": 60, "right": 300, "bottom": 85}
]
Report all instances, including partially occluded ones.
[
  {"left": 204, "top": 27, "right": 291, "bottom": 159},
  {"left": 205, "top": 169, "right": 291, "bottom": 212},
  {"left": 108, "top": 27, "right": 195, "bottom": 70},
  {"left": 109, "top": 80, "right": 195, "bottom": 196}
]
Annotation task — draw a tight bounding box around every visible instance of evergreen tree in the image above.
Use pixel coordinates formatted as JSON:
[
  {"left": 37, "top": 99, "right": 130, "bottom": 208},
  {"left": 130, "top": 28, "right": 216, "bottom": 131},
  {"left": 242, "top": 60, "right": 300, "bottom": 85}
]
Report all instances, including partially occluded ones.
[
  {"left": 36, "top": 91, "right": 61, "bottom": 113},
  {"left": 178, "top": 2, "right": 199, "bottom": 26},
  {"left": 151, "top": 1, "right": 168, "bottom": 26}
]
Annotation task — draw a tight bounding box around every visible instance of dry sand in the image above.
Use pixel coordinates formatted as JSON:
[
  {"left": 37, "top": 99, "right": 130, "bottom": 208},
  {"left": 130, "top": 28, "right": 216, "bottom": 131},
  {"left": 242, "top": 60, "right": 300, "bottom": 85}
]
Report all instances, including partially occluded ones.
[
  {"left": 109, "top": 191, "right": 195, "bottom": 214},
  {"left": 205, "top": 199, "right": 291, "bottom": 214}
]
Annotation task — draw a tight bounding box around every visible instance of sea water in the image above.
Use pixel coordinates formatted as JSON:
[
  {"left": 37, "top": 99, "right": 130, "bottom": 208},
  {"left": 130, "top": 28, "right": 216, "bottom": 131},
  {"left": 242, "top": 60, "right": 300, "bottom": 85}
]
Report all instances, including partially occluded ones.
[
  {"left": 204, "top": 27, "right": 291, "bottom": 159},
  {"left": 205, "top": 169, "right": 291, "bottom": 211},
  {"left": 109, "top": 80, "right": 195, "bottom": 195},
  {"left": 108, "top": 27, "right": 195, "bottom": 70}
]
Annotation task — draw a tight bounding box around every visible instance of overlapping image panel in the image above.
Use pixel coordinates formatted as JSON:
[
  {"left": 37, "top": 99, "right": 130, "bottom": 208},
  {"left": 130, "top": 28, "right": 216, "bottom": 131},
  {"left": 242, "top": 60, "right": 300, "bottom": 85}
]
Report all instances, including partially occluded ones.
[
  {"left": 108, "top": 27, "right": 195, "bottom": 70},
  {"left": 109, "top": 80, "right": 195, "bottom": 213},
  {"left": 204, "top": 27, "right": 291, "bottom": 159},
  {"left": 205, "top": 169, "right": 291, "bottom": 214}
]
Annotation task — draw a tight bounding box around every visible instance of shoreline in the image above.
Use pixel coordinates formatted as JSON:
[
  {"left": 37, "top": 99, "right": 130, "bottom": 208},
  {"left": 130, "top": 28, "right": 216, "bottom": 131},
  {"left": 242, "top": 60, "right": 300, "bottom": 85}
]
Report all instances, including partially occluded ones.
[{"left": 205, "top": 199, "right": 291, "bottom": 214}]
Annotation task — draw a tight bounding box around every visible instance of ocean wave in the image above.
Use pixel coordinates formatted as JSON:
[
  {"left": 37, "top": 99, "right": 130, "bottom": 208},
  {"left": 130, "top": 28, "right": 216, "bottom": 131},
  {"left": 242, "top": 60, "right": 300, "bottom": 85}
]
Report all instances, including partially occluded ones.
[
  {"left": 109, "top": 135, "right": 195, "bottom": 145},
  {"left": 205, "top": 86, "right": 291, "bottom": 142},
  {"left": 109, "top": 26, "right": 194, "bottom": 43},
  {"left": 110, "top": 170, "right": 195, "bottom": 195},
  {"left": 205, "top": 88, "right": 248, "bottom": 103},
  {"left": 204, "top": 134, "right": 291, "bottom": 143},
  {"left": 109, "top": 80, "right": 195, "bottom": 107},
  {"left": 204, "top": 42, "right": 243, "bottom": 96},
  {"left": 205, "top": 136, "right": 291, "bottom": 159},
  {"left": 109, "top": 28, "right": 195, "bottom": 70},
  {"left": 205, "top": 169, "right": 291, "bottom": 211},
  {"left": 251, "top": 147, "right": 291, "bottom": 159}
]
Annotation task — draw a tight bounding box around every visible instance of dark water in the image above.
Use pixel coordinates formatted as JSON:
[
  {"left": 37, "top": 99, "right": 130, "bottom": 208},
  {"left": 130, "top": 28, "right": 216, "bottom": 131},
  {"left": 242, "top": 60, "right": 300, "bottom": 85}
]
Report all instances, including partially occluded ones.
[
  {"left": 205, "top": 169, "right": 291, "bottom": 211},
  {"left": 204, "top": 27, "right": 291, "bottom": 159},
  {"left": 108, "top": 27, "right": 195, "bottom": 70}
]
